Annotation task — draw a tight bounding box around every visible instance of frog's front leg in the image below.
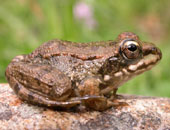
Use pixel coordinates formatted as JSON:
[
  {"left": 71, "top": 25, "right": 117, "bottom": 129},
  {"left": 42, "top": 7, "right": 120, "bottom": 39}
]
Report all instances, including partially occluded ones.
[
  {"left": 112, "top": 88, "right": 124, "bottom": 99},
  {"left": 5, "top": 61, "right": 81, "bottom": 108},
  {"left": 77, "top": 76, "right": 117, "bottom": 111}
]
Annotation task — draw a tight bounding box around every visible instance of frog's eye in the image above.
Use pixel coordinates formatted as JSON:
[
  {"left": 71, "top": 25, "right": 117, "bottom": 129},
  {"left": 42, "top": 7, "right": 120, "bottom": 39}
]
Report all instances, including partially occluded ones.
[{"left": 120, "top": 40, "right": 142, "bottom": 59}]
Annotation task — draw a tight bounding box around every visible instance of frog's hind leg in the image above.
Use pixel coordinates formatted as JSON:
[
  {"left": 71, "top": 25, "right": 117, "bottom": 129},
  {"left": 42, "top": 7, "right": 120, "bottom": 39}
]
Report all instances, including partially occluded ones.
[
  {"left": 5, "top": 61, "right": 81, "bottom": 108},
  {"left": 9, "top": 77, "right": 81, "bottom": 108}
]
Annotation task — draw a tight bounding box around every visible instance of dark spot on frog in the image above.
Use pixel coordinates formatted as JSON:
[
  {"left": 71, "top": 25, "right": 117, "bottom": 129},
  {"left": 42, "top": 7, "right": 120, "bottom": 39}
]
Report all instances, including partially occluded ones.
[
  {"left": 28, "top": 92, "right": 35, "bottom": 101},
  {"left": 35, "top": 78, "right": 41, "bottom": 86},
  {"left": 41, "top": 66, "right": 52, "bottom": 73},
  {"left": 109, "top": 41, "right": 117, "bottom": 46},
  {"left": 0, "top": 103, "right": 12, "bottom": 121},
  {"left": 14, "top": 83, "right": 21, "bottom": 95},
  {"left": 86, "top": 56, "right": 98, "bottom": 60}
]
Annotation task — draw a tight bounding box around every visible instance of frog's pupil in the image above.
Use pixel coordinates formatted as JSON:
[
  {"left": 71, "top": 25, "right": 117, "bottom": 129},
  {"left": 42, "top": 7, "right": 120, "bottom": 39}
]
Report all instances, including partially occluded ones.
[{"left": 127, "top": 44, "right": 137, "bottom": 52}]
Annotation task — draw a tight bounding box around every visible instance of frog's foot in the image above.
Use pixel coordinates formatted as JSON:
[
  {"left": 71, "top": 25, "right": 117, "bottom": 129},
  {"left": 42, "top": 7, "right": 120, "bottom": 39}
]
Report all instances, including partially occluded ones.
[
  {"left": 107, "top": 99, "right": 128, "bottom": 107},
  {"left": 71, "top": 95, "right": 106, "bottom": 111},
  {"left": 77, "top": 95, "right": 112, "bottom": 111},
  {"left": 107, "top": 90, "right": 129, "bottom": 108},
  {"left": 109, "top": 94, "right": 125, "bottom": 100},
  {"left": 115, "top": 94, "right": 124, "bottom": 99},
  {"left": 79, "top": 95, "right": 128, "bottom": 111},
  {"left": 106, "top": 88, "right": 124, "bottom": 100}
]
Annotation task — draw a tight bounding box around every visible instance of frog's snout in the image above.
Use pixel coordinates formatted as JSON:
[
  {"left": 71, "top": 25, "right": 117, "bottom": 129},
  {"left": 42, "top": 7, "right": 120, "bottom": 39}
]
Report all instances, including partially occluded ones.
[
  {"left": 142, "top": 43, "right": 162, "bottom": 61},
  {"left": 149, "top": 46, "right": 162, "bottom": 61},
  {"left": 151, "top": 47, "right": 162, "bottom": 60}
]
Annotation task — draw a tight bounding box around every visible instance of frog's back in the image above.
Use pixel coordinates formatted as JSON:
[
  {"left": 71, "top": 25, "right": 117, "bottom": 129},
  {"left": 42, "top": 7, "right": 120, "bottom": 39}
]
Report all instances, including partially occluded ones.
[{"left": 28, "top": 39, "right": 118, "bottom": 60}]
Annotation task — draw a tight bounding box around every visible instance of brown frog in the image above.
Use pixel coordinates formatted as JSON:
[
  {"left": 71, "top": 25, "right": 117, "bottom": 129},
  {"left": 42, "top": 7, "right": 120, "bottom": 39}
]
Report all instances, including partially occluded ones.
[{"left": 5, "top": 32, "right": 162, "bottom": 111}]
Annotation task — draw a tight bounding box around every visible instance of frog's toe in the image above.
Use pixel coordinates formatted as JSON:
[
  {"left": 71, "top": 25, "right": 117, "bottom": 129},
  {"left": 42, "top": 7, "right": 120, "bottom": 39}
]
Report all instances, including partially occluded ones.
[
  {"left": 79, "top": 96, "right": 108, "bottom": 111},
  {"left": 107, "top": 99, "right": 129, "bottom": 108},
  {"left": 115, "top": 94, "right": 124, "bottom": 99}
]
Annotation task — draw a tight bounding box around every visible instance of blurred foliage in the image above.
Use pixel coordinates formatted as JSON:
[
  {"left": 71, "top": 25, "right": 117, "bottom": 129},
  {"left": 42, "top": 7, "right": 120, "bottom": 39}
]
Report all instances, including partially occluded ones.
[{"left": 0, "top": 0, "right": 170, "bottom": 97}]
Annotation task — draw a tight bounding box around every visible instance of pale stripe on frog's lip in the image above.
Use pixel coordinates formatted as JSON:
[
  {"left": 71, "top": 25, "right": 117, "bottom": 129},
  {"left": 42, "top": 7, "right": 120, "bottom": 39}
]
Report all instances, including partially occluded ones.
[
  {"left": 128, "top": 54, "right": 161, "bottom": 73},
  {"left": 114, "top": 53, "right": 161, "bottom": 78}
]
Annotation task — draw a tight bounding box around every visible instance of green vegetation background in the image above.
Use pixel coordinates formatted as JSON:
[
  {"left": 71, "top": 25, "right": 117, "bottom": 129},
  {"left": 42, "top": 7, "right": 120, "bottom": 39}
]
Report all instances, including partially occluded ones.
[{"left": 0, "top": 0, "right": 170, "bottom": 97}]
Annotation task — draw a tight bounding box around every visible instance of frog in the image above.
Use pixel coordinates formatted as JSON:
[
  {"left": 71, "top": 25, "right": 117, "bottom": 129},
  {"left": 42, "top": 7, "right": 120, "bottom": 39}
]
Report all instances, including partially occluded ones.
[{"left": 5, "top": 32, "right": 162, "bottom": 111}]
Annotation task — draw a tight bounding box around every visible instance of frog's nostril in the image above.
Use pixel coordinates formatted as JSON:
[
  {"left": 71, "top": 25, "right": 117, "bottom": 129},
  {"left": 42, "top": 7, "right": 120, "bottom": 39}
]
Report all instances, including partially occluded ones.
[
  {"left": 149, "top": 47, "right": 162, "bottom": 60},
  {"left": 151, "top": 47, "right": 156, "bottom": 52},
  {"left": 152, "top": 47, "right": 161, "bottom": 54},
  {"left": 150, "top": 47, "right": 158, "bottom": 55}
]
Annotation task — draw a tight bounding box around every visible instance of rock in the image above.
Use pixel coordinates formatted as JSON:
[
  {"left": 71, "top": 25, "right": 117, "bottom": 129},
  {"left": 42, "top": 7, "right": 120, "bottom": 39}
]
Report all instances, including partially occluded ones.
[{"left": 0, "top": 83, "right": 169, "bottom": 130}]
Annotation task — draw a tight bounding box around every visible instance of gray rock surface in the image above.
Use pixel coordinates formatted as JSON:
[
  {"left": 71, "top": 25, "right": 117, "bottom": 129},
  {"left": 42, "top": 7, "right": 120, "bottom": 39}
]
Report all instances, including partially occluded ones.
[{"left": 0, "top": 83, "right": 169, "bottom": 130}]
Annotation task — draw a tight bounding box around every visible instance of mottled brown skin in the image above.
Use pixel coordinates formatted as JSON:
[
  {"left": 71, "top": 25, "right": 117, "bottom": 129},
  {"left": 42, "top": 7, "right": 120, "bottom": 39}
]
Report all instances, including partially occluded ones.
[{"left": 5, "top": 32, "right": 162, "bottom": 111}]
